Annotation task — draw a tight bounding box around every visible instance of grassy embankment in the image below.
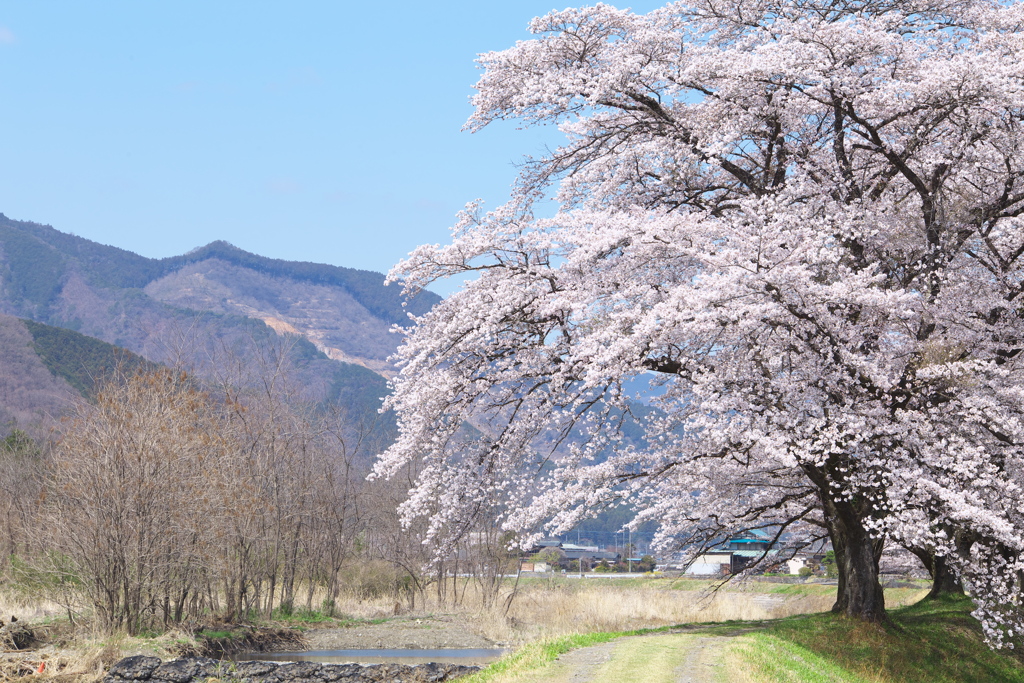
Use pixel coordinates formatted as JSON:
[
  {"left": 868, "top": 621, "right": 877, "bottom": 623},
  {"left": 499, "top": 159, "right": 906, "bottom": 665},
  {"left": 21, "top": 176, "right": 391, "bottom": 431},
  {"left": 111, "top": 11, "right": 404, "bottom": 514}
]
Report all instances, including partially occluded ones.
[
  {"left": 464, "top": 592, "right": 1024, "bottom": 683},
  {"left": 729, "top": 594, "right": 1024, "bottom": 682}
]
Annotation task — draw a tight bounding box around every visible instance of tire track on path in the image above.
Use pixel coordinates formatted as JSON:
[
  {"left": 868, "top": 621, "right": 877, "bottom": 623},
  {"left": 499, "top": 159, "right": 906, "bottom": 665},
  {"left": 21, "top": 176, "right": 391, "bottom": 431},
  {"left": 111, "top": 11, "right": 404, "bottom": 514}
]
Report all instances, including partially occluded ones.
[{"left": 527, "top": 626, "right": 761, "bottom": 682}]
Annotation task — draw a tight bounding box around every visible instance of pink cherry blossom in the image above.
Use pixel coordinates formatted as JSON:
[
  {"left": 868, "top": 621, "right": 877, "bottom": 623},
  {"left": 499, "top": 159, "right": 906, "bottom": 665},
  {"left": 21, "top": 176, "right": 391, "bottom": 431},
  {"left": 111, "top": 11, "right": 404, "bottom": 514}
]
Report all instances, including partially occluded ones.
[{"left": 379, "top": 0, "right": 1024, "bottom": 644}]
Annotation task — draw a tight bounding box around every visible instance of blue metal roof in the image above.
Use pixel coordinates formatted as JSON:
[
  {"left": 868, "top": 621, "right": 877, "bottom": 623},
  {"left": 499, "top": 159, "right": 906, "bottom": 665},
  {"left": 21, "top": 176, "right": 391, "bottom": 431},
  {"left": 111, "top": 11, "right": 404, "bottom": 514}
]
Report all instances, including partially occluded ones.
[{"left": 731, "top": 549, "right": 779, "bottom": 558}]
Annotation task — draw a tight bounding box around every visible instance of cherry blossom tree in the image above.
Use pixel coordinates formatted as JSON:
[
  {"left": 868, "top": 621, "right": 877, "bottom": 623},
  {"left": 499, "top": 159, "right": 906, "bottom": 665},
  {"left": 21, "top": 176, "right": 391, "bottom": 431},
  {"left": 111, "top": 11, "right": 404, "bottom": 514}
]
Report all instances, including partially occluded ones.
[{"left": 379, "top": 0, "right": 1024, "bottom": 640}]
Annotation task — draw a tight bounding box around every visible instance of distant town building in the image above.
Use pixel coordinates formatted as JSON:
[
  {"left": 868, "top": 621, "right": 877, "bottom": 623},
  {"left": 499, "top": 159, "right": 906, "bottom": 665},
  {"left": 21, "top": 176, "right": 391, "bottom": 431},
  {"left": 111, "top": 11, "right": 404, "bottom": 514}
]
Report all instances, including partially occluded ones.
[
  {"left": 522, "top": 538, "right": 620, "bottom": 572},
  {"left": 684, "top": 530, "right": 779, "bottom": 575},
  {"left": 663, "top": 531, "right": 829, "bottom": 576}
]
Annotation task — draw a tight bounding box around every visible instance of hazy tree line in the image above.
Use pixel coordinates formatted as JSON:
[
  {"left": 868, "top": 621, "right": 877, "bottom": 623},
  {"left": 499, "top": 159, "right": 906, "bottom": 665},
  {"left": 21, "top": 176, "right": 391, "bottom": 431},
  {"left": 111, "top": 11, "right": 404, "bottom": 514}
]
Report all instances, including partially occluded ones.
[{"left": 0, "top": 345, "right": 519, "bottom": 635}]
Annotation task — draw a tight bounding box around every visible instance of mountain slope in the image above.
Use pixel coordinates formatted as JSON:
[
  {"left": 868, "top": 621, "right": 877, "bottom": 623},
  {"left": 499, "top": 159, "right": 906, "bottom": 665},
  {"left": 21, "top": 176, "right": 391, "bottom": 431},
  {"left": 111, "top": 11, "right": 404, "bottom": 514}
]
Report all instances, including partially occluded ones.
[
  {"left": 21, "top": 318, "right": 156, "bottom": 398},
  {"left": 0, "top": 213, "right": 437, "bottom": 375},
  {"left": 163, "top": 240, "right": 434, "bottom": 327},
  {"left": 0, "top": 314, "right": 78, "bottom": 430},
  {"left": 0, "top": 213, "right": 421, "bottom": 443},
  {"left": 142, "top": 257, "right": 398, "bottom": 371},
  {"left": 0, "top": 314, "right": 156, "bottom": 432}
]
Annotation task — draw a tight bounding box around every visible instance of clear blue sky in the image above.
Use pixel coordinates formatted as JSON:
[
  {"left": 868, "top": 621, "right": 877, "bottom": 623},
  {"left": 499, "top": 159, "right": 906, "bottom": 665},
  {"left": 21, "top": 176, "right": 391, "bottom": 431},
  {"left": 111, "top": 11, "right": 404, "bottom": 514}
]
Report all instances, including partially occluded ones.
[{"left": 0, "top": 1, "right": 662, "bottom": 293}]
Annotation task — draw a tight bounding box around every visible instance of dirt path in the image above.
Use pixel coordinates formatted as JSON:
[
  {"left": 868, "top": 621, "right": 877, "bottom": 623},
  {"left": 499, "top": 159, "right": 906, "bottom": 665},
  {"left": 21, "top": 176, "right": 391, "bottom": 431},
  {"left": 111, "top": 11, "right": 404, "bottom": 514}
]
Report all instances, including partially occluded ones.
[
  {"left": 672, "top": 635, "right": 739, "bottom": 682},
  {"left": 556, "top": 640, "right": 618, "bottom": 682},
  {"left": 493, "top": 626, "right": 759, "bottom": 683}
]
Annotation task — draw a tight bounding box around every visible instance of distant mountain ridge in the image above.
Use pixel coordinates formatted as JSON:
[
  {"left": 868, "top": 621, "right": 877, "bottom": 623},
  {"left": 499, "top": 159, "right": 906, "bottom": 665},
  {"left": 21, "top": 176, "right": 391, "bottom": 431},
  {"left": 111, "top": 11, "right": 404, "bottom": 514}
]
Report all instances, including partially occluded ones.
[
  {"left": 0, "top": 212, "right": 420, "bottom": 441},
  {"left": 0, "top": 213, "right": 438, "bottom": 329},
  {"left": 0, "top": 213, "right": 439, "bottom": 372}
]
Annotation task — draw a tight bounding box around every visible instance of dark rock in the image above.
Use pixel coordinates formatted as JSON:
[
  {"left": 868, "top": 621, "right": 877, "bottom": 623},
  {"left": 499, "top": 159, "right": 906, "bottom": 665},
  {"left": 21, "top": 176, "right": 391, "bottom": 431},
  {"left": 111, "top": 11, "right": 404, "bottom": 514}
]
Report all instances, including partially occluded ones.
[
  {"left": 448, "top": 664, "right": 481, "bottom": 680},
  {"left": 417, "top": 663, "right": 449, "bottom": 682},
  {"left": 232, "top": 663, "right": 280, "bottom": 679},
  {"left": 364, "top": 663, "right": 412, "bottom": 682},
  {"left": 401, "top": 663, "right": 480, "bottom": 682},
  {"left": 189, "top": 657, "right": 224, "bottom": 678},
  {"left": 106, "top": 655, "right": 162, "bottom": 681},
  {"left": 106, "top": 656, "right": 480, "bottom": 683},
  {"left": 230, "top": 659, "right": 281, "bottom": 681},
  {"left": 152, "top": 658, "right": 226, "bottom": 682},
  {"left": 357, "top": 664, "right": 382, "bottom": 681},
  {"left": 151, "top": 659, "right": 198, "bottom": 683},
  {"left": 274, "top": 660, "right": 322, "bottom": 682},
  {"left": 317, "top": 663, "right": 365, "bottom": 681}
]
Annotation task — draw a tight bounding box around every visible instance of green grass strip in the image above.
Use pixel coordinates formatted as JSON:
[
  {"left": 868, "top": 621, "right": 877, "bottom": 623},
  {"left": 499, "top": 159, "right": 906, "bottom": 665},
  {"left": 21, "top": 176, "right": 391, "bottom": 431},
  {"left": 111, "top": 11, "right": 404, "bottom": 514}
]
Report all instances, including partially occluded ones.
[
  {"left": 733, "top": 633, "right": 868, "bottom": 682},
  {"left": 461, "top": 626, "right": 676, "bottom": 683},
  {"left": 744, "top": 595, "right": 1024, "bottom": 682}
]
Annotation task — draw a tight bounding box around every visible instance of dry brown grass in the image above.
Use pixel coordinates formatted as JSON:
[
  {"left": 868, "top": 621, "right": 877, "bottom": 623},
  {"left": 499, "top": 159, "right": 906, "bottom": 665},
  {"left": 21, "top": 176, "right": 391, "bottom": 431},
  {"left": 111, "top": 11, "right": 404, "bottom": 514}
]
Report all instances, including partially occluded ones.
[
  {"left": 482, "top": 579, "right": 835, "bottom": 643},
  {"left": 322, "top": 575, "right": 926, "bottom": 645},
  {"left": 0, "top": 628, "right": 206, "bottom": 683},
  {"left": 0, "top": 592, "right": 67, "bottom": 625},
  {"left": 0, "top": 643, "right": 115, "bottom": 683},
  {"left": 0, "top": 585, "right": 206, "bottom": 683}
]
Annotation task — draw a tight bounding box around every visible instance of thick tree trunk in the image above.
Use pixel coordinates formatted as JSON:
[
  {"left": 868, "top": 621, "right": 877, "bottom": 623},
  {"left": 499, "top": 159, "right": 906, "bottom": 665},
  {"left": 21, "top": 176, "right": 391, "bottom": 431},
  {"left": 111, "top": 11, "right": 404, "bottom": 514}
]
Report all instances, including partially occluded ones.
[
  {"left": 926, "top": 554, "right": 963, "bottom": 598},
  {"left": 810, "top": 468, "right": 886, "bottom": 623},
  {"left": 907, "top": 543, "right": 964, "bottom": 599}
]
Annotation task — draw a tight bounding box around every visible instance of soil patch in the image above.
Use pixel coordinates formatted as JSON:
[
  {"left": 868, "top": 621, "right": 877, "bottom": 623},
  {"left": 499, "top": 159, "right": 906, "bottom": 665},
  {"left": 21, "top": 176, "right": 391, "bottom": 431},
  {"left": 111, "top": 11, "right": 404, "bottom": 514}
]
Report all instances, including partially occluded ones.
[
  {"left": 301, "top": 615, "right": 499, "bottom": 651},
  {"left": 0, "top": 620, "right": 37, "bottom": 650},
  {"left": 184, "top": 626, "right": 308, "bottom": 658}
]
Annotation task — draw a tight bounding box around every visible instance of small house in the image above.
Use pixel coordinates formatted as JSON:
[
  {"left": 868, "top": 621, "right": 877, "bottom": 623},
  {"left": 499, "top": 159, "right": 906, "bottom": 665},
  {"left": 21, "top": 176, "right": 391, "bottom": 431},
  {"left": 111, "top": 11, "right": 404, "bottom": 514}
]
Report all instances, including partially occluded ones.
[{"left": 684, "top": 530, "right": 779, "bottom": 575}]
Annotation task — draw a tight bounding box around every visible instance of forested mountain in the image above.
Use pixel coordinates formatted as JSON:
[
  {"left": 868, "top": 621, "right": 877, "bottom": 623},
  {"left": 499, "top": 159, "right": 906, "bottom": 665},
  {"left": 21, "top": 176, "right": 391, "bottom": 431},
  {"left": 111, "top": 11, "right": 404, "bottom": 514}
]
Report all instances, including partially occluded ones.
[
  {"left": 21, "top": 317, "right": 155, "bottom": 398},
  {"left": 0, "top": 213, "right": 418, "bottom": 443},
  {"left": 0, "top": 314, "right": 153, "bottom": 431}
]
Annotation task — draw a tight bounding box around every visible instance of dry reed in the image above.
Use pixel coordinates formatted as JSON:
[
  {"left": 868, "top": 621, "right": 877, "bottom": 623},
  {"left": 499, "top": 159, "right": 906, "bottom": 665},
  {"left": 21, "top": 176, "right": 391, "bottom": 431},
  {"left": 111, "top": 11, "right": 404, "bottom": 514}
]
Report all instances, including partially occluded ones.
[
  {"left": 491, "top": 581, "right": 835, "bottom": 642},
  {"left": 330, "top": 576, "right": 925, "bottom": 645}
]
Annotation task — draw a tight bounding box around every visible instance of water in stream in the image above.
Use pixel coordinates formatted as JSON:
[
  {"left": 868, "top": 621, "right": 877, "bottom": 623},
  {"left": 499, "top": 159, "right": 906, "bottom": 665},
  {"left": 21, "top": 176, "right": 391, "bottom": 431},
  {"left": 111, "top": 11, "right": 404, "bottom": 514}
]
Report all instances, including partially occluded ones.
[{"left": 226, "top": 648, "right": 505, "bottom": 666}]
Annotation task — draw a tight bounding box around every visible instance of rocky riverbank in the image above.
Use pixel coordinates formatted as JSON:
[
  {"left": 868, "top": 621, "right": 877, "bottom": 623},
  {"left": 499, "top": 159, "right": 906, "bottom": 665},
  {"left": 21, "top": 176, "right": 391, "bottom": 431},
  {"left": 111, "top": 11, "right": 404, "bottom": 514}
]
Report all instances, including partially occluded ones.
[{"left": 103, "top": 655, "right": 480, "bottom": 683}]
